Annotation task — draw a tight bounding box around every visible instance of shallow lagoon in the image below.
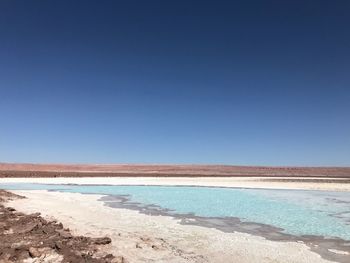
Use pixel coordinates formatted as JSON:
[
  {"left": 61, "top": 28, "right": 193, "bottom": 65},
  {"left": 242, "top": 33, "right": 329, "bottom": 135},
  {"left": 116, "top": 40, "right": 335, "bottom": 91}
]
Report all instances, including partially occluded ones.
[{"left": 1, "top": 183, "right": 350, "bottom": 241}]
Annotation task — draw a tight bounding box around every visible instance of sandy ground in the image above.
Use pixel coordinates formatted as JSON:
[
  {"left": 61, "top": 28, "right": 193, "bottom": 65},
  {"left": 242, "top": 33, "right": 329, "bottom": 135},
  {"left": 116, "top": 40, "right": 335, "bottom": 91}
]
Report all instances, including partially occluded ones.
[
  {"left": 1, "top": 163, "right": 350, "bottom": 177},
  {"left": 1, "top": 176, "right": 350, "bottom": 191},
  {"left": 7, "top": 190, "right": 337, "bottom": 263}
]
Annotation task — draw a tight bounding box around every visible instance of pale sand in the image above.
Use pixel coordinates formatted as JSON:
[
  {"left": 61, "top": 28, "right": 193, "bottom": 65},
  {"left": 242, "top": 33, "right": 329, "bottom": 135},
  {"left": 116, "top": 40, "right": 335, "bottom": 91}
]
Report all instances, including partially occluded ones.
[
  {"left": 8, "top": 190, "right": 335, "bottom": 263},
  {"left": 1, "top": 176, "right": 350, "bottom": 191}
]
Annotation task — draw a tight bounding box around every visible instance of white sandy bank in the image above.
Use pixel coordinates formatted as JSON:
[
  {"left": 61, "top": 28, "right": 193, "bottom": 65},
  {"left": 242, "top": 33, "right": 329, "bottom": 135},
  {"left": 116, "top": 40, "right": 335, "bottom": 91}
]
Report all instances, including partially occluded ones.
[
  {"left": 1, "top": 176, "right": 350, "bottom": 191},
  {"left": 8, "top": 190, "right": 335, "bottom": 263}
]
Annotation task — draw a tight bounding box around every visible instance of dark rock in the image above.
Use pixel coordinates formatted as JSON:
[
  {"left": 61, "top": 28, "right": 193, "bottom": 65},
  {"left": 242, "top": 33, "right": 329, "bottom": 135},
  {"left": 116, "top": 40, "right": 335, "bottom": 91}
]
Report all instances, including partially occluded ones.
[
  {"left": 15, "top": 222, "right": 38, "bottom": 234},
  {"left": 56, "top": 229, "right": 72, "bottom": 239},
  {"left": 55, "top": 241, "right": 63, "bottom": 250},
  {"left": 92, "top": 237, "right": 112, "bottom": 245}
]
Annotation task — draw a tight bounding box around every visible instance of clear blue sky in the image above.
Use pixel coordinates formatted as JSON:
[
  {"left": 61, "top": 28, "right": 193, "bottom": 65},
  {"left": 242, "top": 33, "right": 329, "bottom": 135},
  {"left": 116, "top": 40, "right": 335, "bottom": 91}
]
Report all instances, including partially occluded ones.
[{"left": 0, "top": 1, "right": 349, "bottom": 166}]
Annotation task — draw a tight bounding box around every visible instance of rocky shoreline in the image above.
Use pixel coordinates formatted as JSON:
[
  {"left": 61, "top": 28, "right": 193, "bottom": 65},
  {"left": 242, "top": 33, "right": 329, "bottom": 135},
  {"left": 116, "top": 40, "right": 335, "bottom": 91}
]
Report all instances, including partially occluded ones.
[{"left": 0, "top": 190, "right": 126, "bottom": 263}]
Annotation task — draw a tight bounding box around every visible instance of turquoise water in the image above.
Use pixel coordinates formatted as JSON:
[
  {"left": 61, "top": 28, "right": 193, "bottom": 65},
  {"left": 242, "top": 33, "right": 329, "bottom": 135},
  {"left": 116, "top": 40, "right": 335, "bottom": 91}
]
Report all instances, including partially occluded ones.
[{"left": 1, "top": 183, "right": 350, "bottom": 240}]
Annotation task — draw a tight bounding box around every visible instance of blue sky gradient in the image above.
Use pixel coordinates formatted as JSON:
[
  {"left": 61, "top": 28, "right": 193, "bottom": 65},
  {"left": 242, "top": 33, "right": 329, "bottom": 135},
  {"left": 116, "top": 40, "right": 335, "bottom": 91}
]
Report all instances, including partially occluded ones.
[{"left": 0, "top": 1, "right": 349, "bottom": 165}]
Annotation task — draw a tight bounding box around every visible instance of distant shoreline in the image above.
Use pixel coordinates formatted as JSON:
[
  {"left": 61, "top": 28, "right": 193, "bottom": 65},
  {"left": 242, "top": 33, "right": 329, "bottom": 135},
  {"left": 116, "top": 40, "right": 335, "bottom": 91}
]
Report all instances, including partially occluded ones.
[{"left": 1, "top": 162, "right": 350, "bottom": 178}]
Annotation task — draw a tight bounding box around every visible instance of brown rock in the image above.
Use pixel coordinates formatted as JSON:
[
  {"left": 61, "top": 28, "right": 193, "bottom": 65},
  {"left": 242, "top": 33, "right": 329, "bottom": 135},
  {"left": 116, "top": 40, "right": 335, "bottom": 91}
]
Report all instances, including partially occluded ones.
[
  {"left": 28, "top": 247, "right": 42, "bottom": 258},
  {"left": 54, "top": 241, "right": 63, "bottom": 250},
  {"left": 56, "top": 229, "right": 72, "bottom": 239},
  {"left": 0, "top": 252, "right": 11, "bottom": 260},
  {"left": 15, "top": 222, "right": 38, "bottom": 234},
  {"left": 10, "top": 241, "right": 28, "bottom": 249},
  {"left": 104, "top": 254, "right": 115, "bottom": 261},
  {"left": 92, "top": 237, "right": 112, "bottom": 245},
  {"left": 10, "top": 250, "right": 30, "bottom": 261},
  {"left": 112, "top": 256, "right": 128, "bottom": 263}
]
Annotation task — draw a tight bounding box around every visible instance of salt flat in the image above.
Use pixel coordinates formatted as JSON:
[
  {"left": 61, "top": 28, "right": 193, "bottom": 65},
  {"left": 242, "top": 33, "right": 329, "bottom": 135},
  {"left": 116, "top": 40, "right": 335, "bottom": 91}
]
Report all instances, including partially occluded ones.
[
  {"left": 1, "top": 176, "right": 350, "bottom": 191},
  {"left": 8, "top": 190, "right": 335, "bottom": 263}
]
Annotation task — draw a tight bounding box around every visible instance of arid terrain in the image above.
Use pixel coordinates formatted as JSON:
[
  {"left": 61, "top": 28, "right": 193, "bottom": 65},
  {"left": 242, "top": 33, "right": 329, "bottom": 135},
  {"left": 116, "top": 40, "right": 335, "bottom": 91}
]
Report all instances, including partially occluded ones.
[{"left": 0, "top": 163, "right": 349, "bottom": 178}]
